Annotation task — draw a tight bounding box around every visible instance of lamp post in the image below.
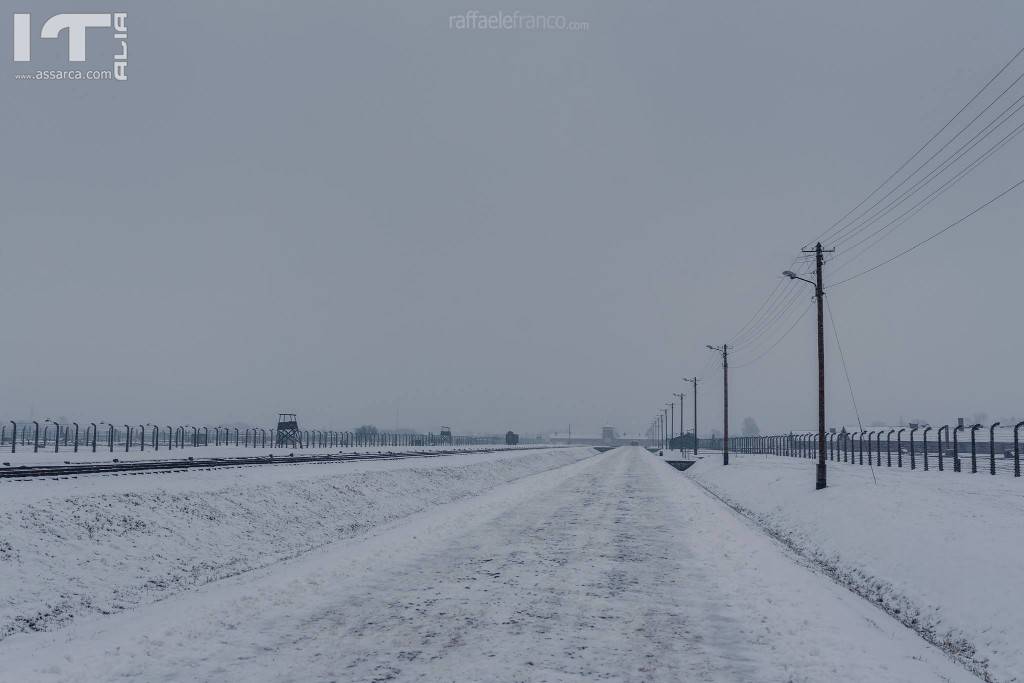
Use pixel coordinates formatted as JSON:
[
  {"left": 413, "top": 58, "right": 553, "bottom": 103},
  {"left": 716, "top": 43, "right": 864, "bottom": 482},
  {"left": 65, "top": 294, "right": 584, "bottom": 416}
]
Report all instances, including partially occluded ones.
[
  {"left": 685, "top": 377, "right": 699, "bottom": 458},
  {"left": 706, "top": 345, "right": 729, "bottom": 465},
  {"left": 782, "top": 242, "right": 832, "bottom": 490},
  {"left": 666, "top": 402, "right": 674, "bottom": 450},
  {"left": 673, "top": 392, "right": 685, "bottom": 453}
]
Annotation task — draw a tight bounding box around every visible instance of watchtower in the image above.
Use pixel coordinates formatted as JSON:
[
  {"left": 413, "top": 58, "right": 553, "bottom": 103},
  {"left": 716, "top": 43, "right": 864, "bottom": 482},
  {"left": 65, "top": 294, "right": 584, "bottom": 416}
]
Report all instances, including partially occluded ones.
[{"left": 276, "top": 413, "right": 299, "bottom": 447}]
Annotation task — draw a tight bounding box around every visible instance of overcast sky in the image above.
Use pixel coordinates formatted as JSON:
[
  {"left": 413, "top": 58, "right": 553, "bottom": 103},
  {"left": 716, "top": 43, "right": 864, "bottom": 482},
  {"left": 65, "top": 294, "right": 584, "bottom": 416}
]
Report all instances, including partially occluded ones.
[{"left": 2, "top": 1, "right": 1022, "bottom": 437}]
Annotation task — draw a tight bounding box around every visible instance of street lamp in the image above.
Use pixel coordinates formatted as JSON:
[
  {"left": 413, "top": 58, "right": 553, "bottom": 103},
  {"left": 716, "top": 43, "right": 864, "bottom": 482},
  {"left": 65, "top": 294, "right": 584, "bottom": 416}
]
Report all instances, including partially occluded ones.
[
  {"left": 706, "top": 345, "right": 729, "bottom": 465},
  {"left": 782, "top": 241, "right": 833, "bottom": 490},
  {"left": 673, "top": 392, "right": 685, "bottom": 453}
]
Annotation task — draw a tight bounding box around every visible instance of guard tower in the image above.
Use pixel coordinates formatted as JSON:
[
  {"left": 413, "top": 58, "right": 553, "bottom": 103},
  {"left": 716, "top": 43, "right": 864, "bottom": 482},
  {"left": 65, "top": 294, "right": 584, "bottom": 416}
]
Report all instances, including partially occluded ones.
[{"left": 276, "top": 413, "right": 299, "bottom": 447}]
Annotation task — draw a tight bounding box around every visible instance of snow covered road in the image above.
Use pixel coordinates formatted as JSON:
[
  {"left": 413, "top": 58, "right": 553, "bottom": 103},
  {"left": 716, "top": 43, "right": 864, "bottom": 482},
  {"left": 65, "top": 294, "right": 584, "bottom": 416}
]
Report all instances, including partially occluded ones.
[{"left": 1, "top": 447, "right": 974, "bottom": 682}]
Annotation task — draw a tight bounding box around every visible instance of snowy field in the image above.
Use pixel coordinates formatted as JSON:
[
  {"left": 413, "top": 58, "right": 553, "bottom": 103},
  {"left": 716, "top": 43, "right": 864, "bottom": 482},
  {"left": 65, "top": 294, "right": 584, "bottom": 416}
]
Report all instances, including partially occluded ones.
[
  {"left": 0, "top": 446, "right": 595, "bottom": 645},
  {"left": 687, "top": 450, "right": 1024, "bottom": 682},
  {"left": 1, "top": 447, "right": 974, "bottom": 682},
  {"left": 0, "top": 443, "right": 536, "bottom": 468}
]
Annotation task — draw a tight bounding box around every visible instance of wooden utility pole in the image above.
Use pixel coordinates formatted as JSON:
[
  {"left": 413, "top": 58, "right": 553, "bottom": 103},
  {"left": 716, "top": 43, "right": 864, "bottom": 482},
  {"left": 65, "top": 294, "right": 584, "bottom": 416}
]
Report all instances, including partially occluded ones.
[
  {"left": 666, "top": 402, "right": 674, "bottom": 449},
  {"left": 673, "top": 392, "right": 685, "bottom": 452},
  {"left": 686, "top": 377, "right": 699, "bottom": 457},
  {"left": 790, "top": 242, "right": 834, "bottom": 489},
  {"left": 706, "top": 346, "right": 729, "bottom": 465},
  {"left": 815, "top": 243, "right": 827, "bottom": 489}
]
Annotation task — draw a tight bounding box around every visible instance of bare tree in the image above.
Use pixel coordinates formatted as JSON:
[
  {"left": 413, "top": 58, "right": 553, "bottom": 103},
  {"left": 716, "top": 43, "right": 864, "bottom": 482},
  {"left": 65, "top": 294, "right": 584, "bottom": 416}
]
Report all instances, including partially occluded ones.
[{"left": 354, "top": 425, "right": 379, "bottom": 440}]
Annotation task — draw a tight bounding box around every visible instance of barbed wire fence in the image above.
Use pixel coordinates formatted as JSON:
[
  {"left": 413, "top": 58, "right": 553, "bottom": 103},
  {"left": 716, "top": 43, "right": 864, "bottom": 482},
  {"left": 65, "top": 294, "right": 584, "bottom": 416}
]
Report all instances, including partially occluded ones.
[
  {"left": 696, "top": 421, "right": 1024, "bottom": 478},
  {"left": 0, "top": 420, "right": 533, "bottom": 455}
]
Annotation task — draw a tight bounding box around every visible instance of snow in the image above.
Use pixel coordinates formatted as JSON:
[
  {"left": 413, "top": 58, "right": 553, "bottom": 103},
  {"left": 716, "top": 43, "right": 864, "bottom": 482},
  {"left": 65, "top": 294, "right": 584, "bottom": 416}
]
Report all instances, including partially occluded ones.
[
  {"left": 0, "top": 443, "right": 534, "bottom": 468},
  {"left": 0, "top": 446, "right": 595, "bottom": 643},
  {"left": 0, "top": 447, "right": 974, "bottom": 682},
  {"left": 686, "top": 449, "right": 1024, "bottom": 682}
]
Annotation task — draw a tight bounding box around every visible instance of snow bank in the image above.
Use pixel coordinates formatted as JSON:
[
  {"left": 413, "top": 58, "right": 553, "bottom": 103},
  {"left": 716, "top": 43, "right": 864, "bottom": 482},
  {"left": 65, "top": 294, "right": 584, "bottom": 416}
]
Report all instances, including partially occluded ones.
[
  {"left": 686, "top": 452, "right": 1024, "bottom": 683},
  {"left": 0, "top": 446, "right": 595, "bottom": 642},
  {"left": 1, "top": 443, "right": 532, "bottom": 467}
]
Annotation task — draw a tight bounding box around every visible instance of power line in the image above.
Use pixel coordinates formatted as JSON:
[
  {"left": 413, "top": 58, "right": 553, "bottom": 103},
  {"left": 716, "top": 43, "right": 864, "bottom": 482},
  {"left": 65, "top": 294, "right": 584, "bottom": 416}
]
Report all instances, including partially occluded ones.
[
  {"left": 827, "top": 108, "right": 1024, "bottom": 277},
  {"left": 825, "top": 295, "right": 862, "bottom": 432},
  {"left": 729, "top": 282, "right": 807, "bottom": 350},
  {"left": 830, "top": 175, "right": 1024, "bottom": 287},
  {"left": 804, "top": 45, "right": 1024, "bottom": 250},
  {"left": 829, "top": 88, "right": 1024, "bottom": 255},
  {"left": 731, "top": 301, "right": 814, "bottom": 369}
]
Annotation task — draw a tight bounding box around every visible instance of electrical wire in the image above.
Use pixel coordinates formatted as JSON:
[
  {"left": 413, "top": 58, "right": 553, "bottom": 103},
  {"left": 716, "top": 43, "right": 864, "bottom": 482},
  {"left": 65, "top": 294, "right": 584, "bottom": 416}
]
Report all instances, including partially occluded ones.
[
  {"left": 825, "top": 296, "right": 862, "bottom": 432},
  {"left": 731, "top": 301, "right": 814, "bottom": 369},
  {"left": 827, "top": 114, "right": 1024, "bottom": 278},
  {"left": 804, "top": 45, "right": 1024, "bottom": 250},
  {"left": 829, "top": 89, "right": 1024, "bottom": 255},
  {"left": 830, "top": 175, "right": 1024, "bottom": 287},
  {"left": 826, "top": 296, "right": 877, "bottom": 483},
  {"left": 729, "top": 283, "right": 807, "bottom": 350}
]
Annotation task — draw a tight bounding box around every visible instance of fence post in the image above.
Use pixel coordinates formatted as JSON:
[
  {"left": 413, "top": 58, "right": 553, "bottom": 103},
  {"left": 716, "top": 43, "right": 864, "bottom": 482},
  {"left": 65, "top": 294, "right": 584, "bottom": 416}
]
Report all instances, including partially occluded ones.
[
  {"left": 937, "top": 426, "right": 948, "bottom": 471},
  {"left": 922, "top": 426, "right": 931, "bottom": 470},
  {"left": 989, "top": 422, "right": 1001, "bottom": 476},
  {"left": 909, "top": 427, "right": 917, "bottom": 469},
  {"left": 970, "top": 424, "right": 981, "bottom": 474},
  {"left": 952, "top": 424, "right": 963, "bottom": 472},
  {"left": 1015, "top": 421, "right": 1023, "bottom": 478}
]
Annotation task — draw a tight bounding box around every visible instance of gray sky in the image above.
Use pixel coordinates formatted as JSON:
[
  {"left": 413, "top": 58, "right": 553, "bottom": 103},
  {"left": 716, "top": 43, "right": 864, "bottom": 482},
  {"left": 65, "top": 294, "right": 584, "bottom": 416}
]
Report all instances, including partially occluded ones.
[{"left": 2, "top": 1, "right": 1022, "bottom": 436}]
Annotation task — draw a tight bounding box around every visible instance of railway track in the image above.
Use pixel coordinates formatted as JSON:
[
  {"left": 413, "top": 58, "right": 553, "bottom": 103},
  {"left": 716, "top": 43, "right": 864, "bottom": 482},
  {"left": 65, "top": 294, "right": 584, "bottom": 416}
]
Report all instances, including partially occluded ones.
[{"left": 0, "top": 446, "right": 549, "bottom": 480}]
